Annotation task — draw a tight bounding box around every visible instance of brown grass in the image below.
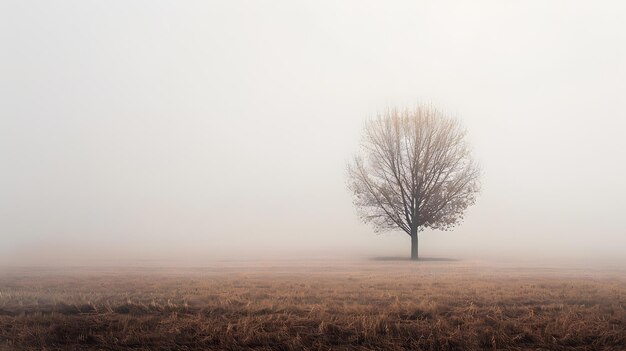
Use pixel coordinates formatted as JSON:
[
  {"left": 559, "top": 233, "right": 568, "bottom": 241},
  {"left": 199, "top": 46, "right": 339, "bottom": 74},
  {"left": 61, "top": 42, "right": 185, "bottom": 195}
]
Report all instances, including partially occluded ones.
[{"left": 0, "top": 261, "right": 625, "bottom": 350}]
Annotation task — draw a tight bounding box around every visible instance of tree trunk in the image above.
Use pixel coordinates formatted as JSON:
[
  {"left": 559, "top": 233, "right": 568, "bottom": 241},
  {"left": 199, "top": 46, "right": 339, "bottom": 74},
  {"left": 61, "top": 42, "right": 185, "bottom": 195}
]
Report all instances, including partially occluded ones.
[{"left": 410, "top": 227, "right": 418, "bottom": 261}]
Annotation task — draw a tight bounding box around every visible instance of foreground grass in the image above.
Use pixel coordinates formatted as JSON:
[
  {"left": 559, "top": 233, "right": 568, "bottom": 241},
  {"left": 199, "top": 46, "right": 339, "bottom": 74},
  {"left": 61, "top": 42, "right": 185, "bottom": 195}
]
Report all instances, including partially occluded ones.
[{"left": 0, "top": 261, "right": 625, "bottom": 350}]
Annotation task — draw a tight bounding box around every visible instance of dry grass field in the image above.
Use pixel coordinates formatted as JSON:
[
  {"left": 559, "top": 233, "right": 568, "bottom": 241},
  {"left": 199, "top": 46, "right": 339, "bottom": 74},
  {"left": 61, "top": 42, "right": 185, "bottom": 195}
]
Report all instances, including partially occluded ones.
[{"left": 0, "top": 260, "right": 625, "bottom": 350}]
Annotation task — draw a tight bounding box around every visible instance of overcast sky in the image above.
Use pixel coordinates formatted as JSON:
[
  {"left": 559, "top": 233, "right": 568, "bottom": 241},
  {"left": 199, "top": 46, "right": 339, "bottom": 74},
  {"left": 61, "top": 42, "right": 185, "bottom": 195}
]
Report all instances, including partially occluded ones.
[{"left": 1, "top": 1, "right": 625, "bottom": 265}]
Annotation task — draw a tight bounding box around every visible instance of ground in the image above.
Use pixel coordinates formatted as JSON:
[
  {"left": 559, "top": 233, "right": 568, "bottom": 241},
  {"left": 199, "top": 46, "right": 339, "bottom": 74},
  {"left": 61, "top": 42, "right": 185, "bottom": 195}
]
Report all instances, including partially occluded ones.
[{"left": 0, "top": 260, "right": 625, "bottom": 350}]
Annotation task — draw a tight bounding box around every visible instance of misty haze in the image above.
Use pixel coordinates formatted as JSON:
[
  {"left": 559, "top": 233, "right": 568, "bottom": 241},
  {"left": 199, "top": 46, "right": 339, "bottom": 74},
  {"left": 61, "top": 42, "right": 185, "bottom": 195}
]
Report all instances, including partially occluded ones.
[{"left": 1, "top": 1, "right": 625, "bottom": 350}]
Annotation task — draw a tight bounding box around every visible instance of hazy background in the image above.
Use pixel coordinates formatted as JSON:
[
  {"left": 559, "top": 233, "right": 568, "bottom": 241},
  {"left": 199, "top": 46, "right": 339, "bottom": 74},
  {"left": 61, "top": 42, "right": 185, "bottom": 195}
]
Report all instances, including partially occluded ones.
[{"left": 1, "top": 1, "right": 625, "bottom": 266}]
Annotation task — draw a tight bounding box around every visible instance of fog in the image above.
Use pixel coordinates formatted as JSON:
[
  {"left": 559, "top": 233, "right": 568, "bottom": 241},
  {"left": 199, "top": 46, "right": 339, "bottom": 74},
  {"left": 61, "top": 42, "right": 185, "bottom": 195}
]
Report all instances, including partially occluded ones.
[{"left": 1, "top": 1, "right": 625, "bottom": 266}]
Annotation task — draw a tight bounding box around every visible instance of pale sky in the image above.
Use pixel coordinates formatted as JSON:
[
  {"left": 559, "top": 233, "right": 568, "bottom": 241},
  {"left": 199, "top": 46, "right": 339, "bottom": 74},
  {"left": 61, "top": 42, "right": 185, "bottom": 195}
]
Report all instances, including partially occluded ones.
[{"left": 1, "top": 1, "right": 625, "bottom": 265}]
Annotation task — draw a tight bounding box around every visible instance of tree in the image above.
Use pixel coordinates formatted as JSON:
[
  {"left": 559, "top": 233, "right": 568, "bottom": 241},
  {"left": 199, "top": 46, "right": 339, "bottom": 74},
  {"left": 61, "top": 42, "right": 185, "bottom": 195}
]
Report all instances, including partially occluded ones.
[{"left": 347, "top": 105, "right": 481, "bottom": 260}]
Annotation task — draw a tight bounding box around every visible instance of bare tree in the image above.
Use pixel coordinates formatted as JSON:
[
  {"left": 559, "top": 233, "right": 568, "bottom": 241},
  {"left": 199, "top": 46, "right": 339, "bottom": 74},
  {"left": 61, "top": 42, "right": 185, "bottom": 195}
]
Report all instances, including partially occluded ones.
[{"left": 347, "top": 105, "right": 481, "bottom": 260}]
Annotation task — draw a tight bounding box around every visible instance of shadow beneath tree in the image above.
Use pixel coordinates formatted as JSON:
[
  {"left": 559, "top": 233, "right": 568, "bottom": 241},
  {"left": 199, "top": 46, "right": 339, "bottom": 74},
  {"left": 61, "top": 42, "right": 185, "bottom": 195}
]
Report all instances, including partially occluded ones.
[{"left": 370, "top": 256, "right": 459, "bottom": 262}]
